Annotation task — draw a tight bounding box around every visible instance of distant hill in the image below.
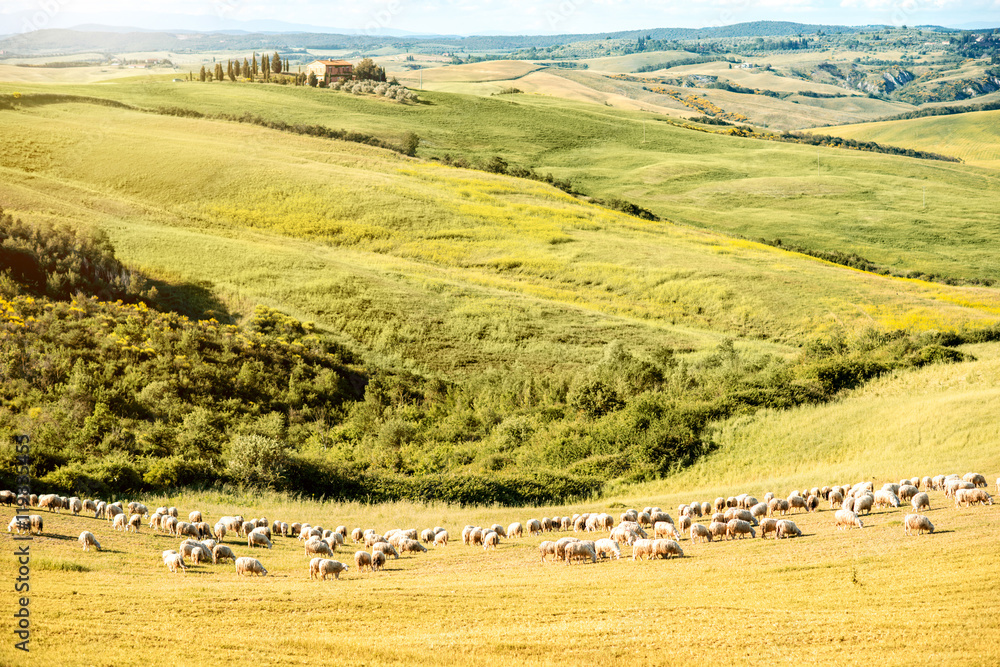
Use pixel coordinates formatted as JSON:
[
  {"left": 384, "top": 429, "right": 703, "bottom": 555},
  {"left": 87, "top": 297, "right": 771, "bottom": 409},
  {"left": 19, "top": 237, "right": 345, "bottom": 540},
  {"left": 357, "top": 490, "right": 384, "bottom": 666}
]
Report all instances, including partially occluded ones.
[{"left": 0, "top": 21, "right": 884, "bottom": 57}]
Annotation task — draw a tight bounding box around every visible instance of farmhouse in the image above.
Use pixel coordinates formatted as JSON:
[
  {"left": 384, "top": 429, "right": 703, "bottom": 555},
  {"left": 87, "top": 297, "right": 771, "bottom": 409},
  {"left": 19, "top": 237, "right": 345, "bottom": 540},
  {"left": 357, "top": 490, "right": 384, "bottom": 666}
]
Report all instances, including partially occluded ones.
[{"left": 306, "top": 59, "right": 353, "bottom": 83}]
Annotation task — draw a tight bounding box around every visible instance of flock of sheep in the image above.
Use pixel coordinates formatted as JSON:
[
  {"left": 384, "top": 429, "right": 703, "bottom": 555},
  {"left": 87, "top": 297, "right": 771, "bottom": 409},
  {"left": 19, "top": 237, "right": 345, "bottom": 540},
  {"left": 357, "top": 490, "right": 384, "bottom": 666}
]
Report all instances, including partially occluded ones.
[{"left": 2, "top": 471, "right": 994, "bottom": 576}]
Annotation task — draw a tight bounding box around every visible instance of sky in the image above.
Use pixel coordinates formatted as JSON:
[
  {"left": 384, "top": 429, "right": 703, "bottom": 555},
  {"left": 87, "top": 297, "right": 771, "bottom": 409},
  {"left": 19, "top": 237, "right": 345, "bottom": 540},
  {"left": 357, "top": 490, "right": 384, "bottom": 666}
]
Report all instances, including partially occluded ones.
[{"left": 1, "top": 0, "right": 998, "bottom": 36}]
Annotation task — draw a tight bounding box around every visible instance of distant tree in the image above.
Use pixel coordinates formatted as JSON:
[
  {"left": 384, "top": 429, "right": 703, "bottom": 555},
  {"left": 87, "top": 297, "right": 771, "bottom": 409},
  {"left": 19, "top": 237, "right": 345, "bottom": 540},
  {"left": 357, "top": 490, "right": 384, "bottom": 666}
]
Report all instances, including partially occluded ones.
[
  {"left": 214, "top": 63, "right": 224, "bottom": 81},
  {"left": 272, "top": 51, "right": 282, "bottom": 74},
  {"left": 199, "top": 65, "right": 206, "bottom": 82},
  {"left": 234, "top": 59, "right": 241, "bottom": 77},
  {"left": 227, "top": 60, "right": 235, "bottom": 82},
  {"left": 262, "top": 55, "right": 270, "bottom": 80},
  {"left": 251, "top": 53, "right": 258, "bottom": 78},
  {"left": 307, "top": 71, "right": 318, "bottom": 87},
  {"left": 354, "top": 57, "right": 387, "bottom": 82}
]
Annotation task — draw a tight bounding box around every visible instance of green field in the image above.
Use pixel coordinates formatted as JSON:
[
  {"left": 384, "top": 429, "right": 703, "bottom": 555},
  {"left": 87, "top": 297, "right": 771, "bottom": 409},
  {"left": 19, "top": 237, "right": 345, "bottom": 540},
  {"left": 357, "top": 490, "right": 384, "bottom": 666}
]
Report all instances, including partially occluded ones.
[
  {"left": 820, "top": 109, "right": 1000, "bottom": 170},
  {"left": 2, "top": 80, "right": 999, "bottom": 288},
  {"left": 3, "top": 97, "right": 1000, "bottom": 380}
]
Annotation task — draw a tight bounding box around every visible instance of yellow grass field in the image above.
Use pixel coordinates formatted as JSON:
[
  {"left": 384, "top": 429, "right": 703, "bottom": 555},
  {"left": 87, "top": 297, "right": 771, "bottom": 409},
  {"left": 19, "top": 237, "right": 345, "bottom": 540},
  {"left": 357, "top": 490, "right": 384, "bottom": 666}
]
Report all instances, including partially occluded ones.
[
  {"left": 819, "top": 110, "right": 1000, "bottom": 169},
  {"left": 0, "top": 460, "right": 997, "bottom": 666}
]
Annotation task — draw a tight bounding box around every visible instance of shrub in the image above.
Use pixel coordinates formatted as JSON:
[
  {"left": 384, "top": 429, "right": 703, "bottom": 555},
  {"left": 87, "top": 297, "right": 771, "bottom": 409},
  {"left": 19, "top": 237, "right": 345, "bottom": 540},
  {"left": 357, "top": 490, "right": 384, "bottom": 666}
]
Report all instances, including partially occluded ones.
[{"left": 226, "top": 434, "right": 290, "bottom": 490}]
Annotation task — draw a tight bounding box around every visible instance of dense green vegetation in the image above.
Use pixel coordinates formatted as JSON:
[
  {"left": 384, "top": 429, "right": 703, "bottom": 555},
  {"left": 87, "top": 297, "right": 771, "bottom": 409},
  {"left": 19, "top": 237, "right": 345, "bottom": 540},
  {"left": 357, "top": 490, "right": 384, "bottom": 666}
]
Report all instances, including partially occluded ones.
[{"left": 0, "top": 207, "right": 986, "bottom": 503}]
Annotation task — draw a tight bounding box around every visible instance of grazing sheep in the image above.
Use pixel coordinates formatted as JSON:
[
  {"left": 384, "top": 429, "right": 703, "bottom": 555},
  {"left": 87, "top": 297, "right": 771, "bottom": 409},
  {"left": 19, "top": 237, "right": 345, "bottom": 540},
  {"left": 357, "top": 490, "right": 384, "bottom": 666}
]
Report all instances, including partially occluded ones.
[
  {"left": 678, "top": 515, "right": 692, "bottom": 533},
  {"left": 750, "top": 502, "right": 769, "bottom": 522},
  {"left": 854, "top": 495, "right": 874, "bottom": 516},
  {"left": 310, "top": 558, "right": 349, "bottom": 580},
  {"left": 189, "top": 510, "right": 202, "bottom": 523},
  {"left": 632, "top": 539, "right": 655, "bottom": 561},
  {"left": 882, "top": 482, "right": 900, "bottom": 495},
  {"left": 365, "top": 533, "right": 388, "bottom": 548},
  {"left": 372, "top": 542, "right": 399, "bottom": 559},
  {"left": 371, "top": 551, "right": 386, "bottom": 571},
  {"left": 176, "top": 521, "right": 199, "bottom": 538},
  {"left": 354, "top": 551, "right": 373, "bottom": 572},
  {"left": 828, "top": 491, "right": 844, "bottom": 509},
  {"left": 564, "top": 541, "right": 597, "bottom": 565},
  {"left": 963, "top": 472, "right": 987, "bottom": 488},
  {"left": 536, "top": 540, "right": 555, "bottom": 563},
  {"left": 713, "top": 497, "right": 726, "bottom": 512},
  {"left": 654, "top": 521, "right": 680, "bottom": 540},
  {"left": 726, "top": 519, "right": 755, "bottom": 540},
  {"left": 507, "top": 522, "right": 523, "bottom": 539},
  {"left": 190, "top": 543, "right": 213, "bottom": 565},
  {"left": 94, "top": 501, "right": 107, "bottom": 519},
  {"left": 542, "top": 517, "right": 554, "bottom": 533},
  {"left": 689, "top": 503, "right": 703, "bottom": 518},
  {"left": 690, "top": 523, "right": 712, "bottom": 543},
  {"left": 149, "top": 513, "right": 164, "bottom": 531},
  {"left": 904, "top": 514, "right": 934, "bottom": 536},
  {"left": 214, "top": 523, "right": 227, "bottom": 542},
  {"left": 38, "top": 494, "right": 62, "bottom": 512},
  {"left": 526, "top": 519, "right": 542, "bottom": 536},
  {"left": 421, "top": 528, "right": 436, "bottom": 544},
  {"left": 776, "top": 520, "right": 801, "bottom": 539},
  {"left": 898, "top": 485, "right": 919, "bottom": 502},
  {"left": 554, "top": 537, "right": 581, "bottom": 560},
  {"left": 305, "top": 538, "right": 334, "bottom": 557},
  {"left": 112, "top": 513, "right": 127, "bottom": 531},
  {"left": 196, "top": 522, "right": 214, "bottom": 539},
  {"left": 759, "top": 518, "right": 778, "bottom": 539},
  {"left": 653, "top": 539, "right": 683, "bottom": 559},
  {"left": 7, "top": 517, "right": 29, "bottom": 535},
  {"left": 212, "top": 545, "right": 236, "bottom": 564},
  {"left": 786, "top": 495, "right": 807, "bottom": 513},
  {"left": 594, "top": 538, "right": 621, "bottom": 560},
  {"left": 399, "top": 539, "right": 428, "bottom": 556},
  {"left": 708, "top": 521, "right": 728, "bottom": 540},
  {"left": 957, "top": 488, "right": 993, "bottom": 507},
  {"left": 128, "top": 502, "right": 149, "bottom": 518},
  {"left": 911, "top": 492, "right": 930, "bottom": 512},
  {"left": 164, "top": 552, "right": 187, "bottom": 574},
  {"left": 248, "top": 530, "right": 272, "bottom": 549},
  {"left": 78, "top": 531, "right": 101, "bottom": 551},
  {"left": 0, "top": 490, "right": 15, "bottom": 506},
  {"left": 235, "top": 557, "right": 267, "bottom": 576},
  {"left": 162, "top": 516, "right": 178, "bottom": 536},
  {"left": 483, "top": 531, "right": 500, "bottom": 550},
  {"left": 620, "top": 509, "right": 638, "bottom": 523},
  {"left": 167, "top": 507, "right": 179, "bottom": 518},
  {"left": 767, "top": 498, "right": 789, "bottom": 517},
  {"left": 874, "top": 490, "right": 901, "bottom": 509},
  {"left": 68, "top": 497, "right": 82, "bottom": 515},
  {"left": 347, "top": 527, "right": 362, "bottom": 543},
  {"left": 834, "top": 509, "right": 864, "bottom": 530}
]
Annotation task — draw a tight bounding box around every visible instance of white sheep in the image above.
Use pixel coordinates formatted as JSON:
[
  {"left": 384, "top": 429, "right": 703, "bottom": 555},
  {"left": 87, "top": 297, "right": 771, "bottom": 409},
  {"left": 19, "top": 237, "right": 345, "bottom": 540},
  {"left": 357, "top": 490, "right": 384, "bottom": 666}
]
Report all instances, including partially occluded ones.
[
  {"left": 874, "top": 490, "right": 901, "bottom": 509},
  {"left": 653, "top": 539, "right": 683, "bottom": 559},
  {"left": 248, "top": 529, "right": 272, "bottom": 549},
  {"left": 538, "top": 541, "right": 556, "bottom": 563},
  {"left": 507, "top": 522, "right": 523, "bottom": 539},
  {"left": 834, "top": 509, "right": 863, "bottom": 530},
  {"left": 898, "top": 485, "right": 919, "bottom": 502},
  {"left": 904, "top": 514, "right": 934, "bottom": 536},
  {"left": 759, "top": 518, "right": 778, "bottom": 539},
  {"left": 214, "top": 523, "right": 227, "bottom": 542},
  {"left": 690, "top": 523, "right": 712, "bottom": 543},
  {"left": 310, "top": 558, "right": 349, "bottom": 580},
  {"left": 911, "top": 492, "right": 930, "bottom": 512},
  {"left": 726, "top": 519, "right": 755, "bottom": 540},
  {"left": 189, "top": 510, "right": 202, "bottom": 523},
  {"left": 354, "top": 550, "right": 373, "bottom": 572},
  {"left": 305, "top": 538, "right": 334, "bottom": 557},
  {"left": 776, "top": 520, "right": 801, "bottom": 539},
  {"left": 564, "top": 541, "right": 597, "bottom": 565},
  {"left": 708, "top": 521, "right": 728, "bottom": 540},
  {"left": 483, "top": 531, "right": 500, "bottom": 550},
  {"left": 963, "top": 472, "right": 987, "bottom": 488},
  {"left": 853, "top": 495, "right": 874, "bottom": 516},
  {"left": 420, "top": 528, "right": 436, "bottom": 543},
  {"left": 399, "top": 538, "right": 428, "bottom": 555},
  {"left": 112, "top": 513, "right": 127, "bottom": 532},
  {"left": 372, "top": 542, "right": 399, "bottom": 559},
  {"left": 372, "top": 551, "right": 386, "bottom": 571},
  {"left": 78, "top": 531, "right": 101, "bottom": 551},
  {"left": 653, "top": 521, "right": 680, "bottom": 540},
  {"left": 526, "top": 519, "right": 542, "bottom": 536},
  {"left": 632, "top": 539, "right": 655, "bottom": 561},
  {"left": 351, "top": 527, "right": 363, "bottom": 543},
  {"left": 554, "top": 537, "right": 581, "bottom": 560},
  {"left": 235, "top": 556, "right": 267, "bottom": 576},
  {"left": 164, "top": 552, "right": 186, "bottom": 574},
  {"left": 212, "top": 545, "right": 236, "bottom": 564},
  {"left": 434, "top": 530, "right": 449, "bottom": 547},
  {"left": 594, "top": 538, "right": 621, "bottom": 560}
]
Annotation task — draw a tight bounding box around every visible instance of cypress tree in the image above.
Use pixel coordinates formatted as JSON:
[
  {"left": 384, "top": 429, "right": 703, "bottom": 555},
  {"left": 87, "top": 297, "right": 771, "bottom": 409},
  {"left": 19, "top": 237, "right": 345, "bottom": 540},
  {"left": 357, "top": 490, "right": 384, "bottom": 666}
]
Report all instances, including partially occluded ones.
[
  {"left": 272, "top": 51, "right": 282, "bottom": 74},
  {"left": 262, "top": 55, "right": 270, "bottom": 80},
  {"left": 199, "top": 65, "right": 206, "bottom": 82},
  {"left": 234, "top": 59, "right": 241, "bottom": 77},
  {"left": 252, "top": 53, "right": 258, "bottom": 77}
]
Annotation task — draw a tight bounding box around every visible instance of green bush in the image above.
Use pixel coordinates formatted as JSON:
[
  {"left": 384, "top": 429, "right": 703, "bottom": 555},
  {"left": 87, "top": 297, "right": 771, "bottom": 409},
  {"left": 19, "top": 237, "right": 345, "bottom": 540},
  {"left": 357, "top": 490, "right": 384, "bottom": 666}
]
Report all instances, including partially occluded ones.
[{"left": 226, "top": 434, "right": 290, "bottom": 490}]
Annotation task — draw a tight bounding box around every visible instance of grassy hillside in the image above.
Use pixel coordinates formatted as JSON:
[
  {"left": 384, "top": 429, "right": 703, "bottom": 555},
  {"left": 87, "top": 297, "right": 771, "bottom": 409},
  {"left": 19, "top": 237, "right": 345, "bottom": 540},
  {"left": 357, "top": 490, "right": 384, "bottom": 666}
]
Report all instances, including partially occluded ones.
[
  {"left": 819, "top": 109, "right": 1000, "bottom": 170},
  {"left": 649, "top": 343, "right": 1000, "bottom": 496},
  {"left": 2, "top": 82, "right": 999, "bottom": 285},
  {"left": 3, "top": 100, "right": 1000, "bottom": 367}
]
